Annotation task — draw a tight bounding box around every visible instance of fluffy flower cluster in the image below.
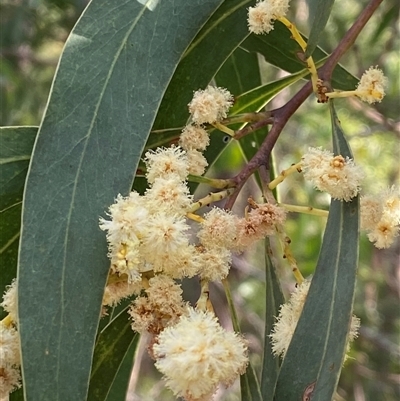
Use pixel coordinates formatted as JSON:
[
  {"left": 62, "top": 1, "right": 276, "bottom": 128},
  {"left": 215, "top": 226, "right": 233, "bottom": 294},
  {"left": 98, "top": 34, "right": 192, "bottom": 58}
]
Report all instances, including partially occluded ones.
[
  {"left": 100, "top": 143, "right": 286, "bottom": 400},
  {"left": 188, "top": 86, "right": 233, "bottom": 125},
  {"left": 301, "top": 147, "right": 364, "bottom": 201},
  {"left": 270, "top": 280, "right": 360, "bottom": 360},
  {"left": 248, "top": 0, "right": 290, "bottom": 34},
  {"left": 153, "top": 307, "right": 248, "bottom": 401},
  {"left": 356, "top": 66, "right": 388, "bottom": 104},
  {"left": 361, "top": 186, "right": 400, "bottom": 249},
  {"left": 179, "top": 125, "right": 210, "bottom": 176},
  {"left": 100, "top": 146, "right": 195, "bottom": 285},
  {"left": 0, "top": 283, "right": 21, "bottom": 398}
]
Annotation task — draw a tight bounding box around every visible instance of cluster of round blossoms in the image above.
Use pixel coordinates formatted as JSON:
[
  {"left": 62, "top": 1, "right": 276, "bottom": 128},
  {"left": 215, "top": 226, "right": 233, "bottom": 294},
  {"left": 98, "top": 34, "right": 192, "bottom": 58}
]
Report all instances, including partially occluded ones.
[{"left": 100, "top": 136, "right": 286, "bottom": 399}]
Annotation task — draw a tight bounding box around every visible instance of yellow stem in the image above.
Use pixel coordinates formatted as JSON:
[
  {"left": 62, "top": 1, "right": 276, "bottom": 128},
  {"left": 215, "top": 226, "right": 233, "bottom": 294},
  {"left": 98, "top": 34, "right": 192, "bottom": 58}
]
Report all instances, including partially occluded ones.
[
  {"left": 187, "top": 174, "right": 235, "bottom": 189},
  {"left": 212, "top": 122, "right": 235, "bottom": 136},
  {"left": 325, "top": 90, "right": 358, "bottom": 99},
  {"left": 186, "top": 212, "right": 205, "bottom": 223},
  {"left": 278, "top": 203, "right": 329, "bottom": 217},
  {"left": 189, "top": 188, "right": 235, "bottom": 213},
  {"left": 278, "top": 17, "right": 319, "bottom": 94},
  {"left": 196, "top": 279, "right": 214, "bottom": 313},
  {"left": 268, "top": 162, "right": 302, "bottom": 190},
  {"left": 1, "top": 314, "right": 13, "bottom": 328},
  {"left": 276, "top": 225, "right": 304, "bottom": 285}
]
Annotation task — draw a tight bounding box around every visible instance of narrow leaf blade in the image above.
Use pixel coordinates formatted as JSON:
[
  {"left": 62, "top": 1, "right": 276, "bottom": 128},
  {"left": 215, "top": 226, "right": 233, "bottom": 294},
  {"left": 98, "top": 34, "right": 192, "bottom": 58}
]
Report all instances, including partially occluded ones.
[
  {"left": 0, "top": 126, "right": 37, "bottom": 316},
  {"left": 89, "top": 309, "right": 139, "bottom": 401},
  {"left": 274, "top": 101, "right": 359, "bottom": 400},
  {"left": 261, "top": 242, "right": 284, "bottom": 401},
  {"left": 305, "top": 0, "right": 336, "bottom": 58},
  {"left": 215, "top": 46, "right": 261, "bottom": 95}
]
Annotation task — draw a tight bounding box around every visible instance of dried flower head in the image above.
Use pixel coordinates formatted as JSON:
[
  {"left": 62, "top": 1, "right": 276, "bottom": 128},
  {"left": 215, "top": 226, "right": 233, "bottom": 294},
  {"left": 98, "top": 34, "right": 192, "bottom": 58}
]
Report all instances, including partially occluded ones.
[
  {"left": 248, "top": 0, "right": 290, "bottom": 34},
  {"left": 179, "top": 125, "right": 210, "bottom": 151},
  {"left": 102, "top": 279, "right": 142, "bottom": 307},
  {"left": 235, "top": 201, "right": 286, "bottom": 251},
  {"left": 270, "top": 280, "right": 360, "bottom": 360},
  {"left": 188, "top": 86, "right": 233, "bottom": 125},
  {"left": 356, "top": 66, "right": 388, "bottom": 104},
  {"left": 0, "top": 323, "right": 21, "bottom": 398},
  {"left": 302, "top": 147, "right": 364, "bottom": 201},
  {"left": 128, "top": 275, "right": 187, "bottom": 334},
  {"left": 153, "top": 308, "right": 248, "bottom": 401},
  {"left": 144, "top": 146, "right": 188, "bottom": 184}
]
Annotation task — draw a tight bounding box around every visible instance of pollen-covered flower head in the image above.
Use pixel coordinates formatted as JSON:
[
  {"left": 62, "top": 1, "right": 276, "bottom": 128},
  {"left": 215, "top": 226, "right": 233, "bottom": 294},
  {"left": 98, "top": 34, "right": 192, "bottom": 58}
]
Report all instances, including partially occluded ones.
[
  {"left": 141, "top": 213, "right": 190, "bottom": 266},
  {"left": 186, "top": 149, "right": 208, "bottom": 176},
  {"left": 179, "top": 125, "right": 210, "bottom": 152},
  {"left": 356, "top": 66, "right": 388, "bottom": 104},
  {"left": 197, "top": 207, "right": 239, "bottom": 250},
  {"left": 153, "top": 307, "right": 248, "bottom": 401},
  {"left": 248, "top": 0, "right": 290, "bottom": 34},
  {"left": 270, "top": 279, "right": 359, "bottom": 360},
  {"left": 196, "top": 245, "right": 232, "bottom": 282},
  {"left": 99, "top": 192, "right": 149, "bottom": 282},
  {"left": 144, "top": 176, "right": 192, "bottom": 215},
  {"left": 144, "top": 146, "right": 188, "bottom": 184},
  {"left": 301, "top": 147, "right": 364, "bottom": 201},
  {"left": 188, "top": 86, "right": 233, "bottom": 125}
]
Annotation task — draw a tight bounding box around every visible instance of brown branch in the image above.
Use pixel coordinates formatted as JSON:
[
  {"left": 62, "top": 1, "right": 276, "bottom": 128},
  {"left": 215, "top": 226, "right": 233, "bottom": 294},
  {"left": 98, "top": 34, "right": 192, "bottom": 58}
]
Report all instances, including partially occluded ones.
[{"left": 224, "top": 0, "right": 384, "bottom": 210}]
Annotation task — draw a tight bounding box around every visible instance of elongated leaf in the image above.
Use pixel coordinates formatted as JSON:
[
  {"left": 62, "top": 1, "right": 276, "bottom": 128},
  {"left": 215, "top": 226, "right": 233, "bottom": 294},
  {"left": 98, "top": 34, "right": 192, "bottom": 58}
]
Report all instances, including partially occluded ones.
[
  {"left": 89, "top": 309, "right": 138, "bottom": 401},
  {"left": 17, "top": 1, "right": 223, "bottom": 400},
  {"left": 274, "top": 101, "right": 359, "bottom": 400},
  {"left": 215, "top": 46, "right": 261, "bottom": 95},
  {"left": 261, "top": 242, "right": 284, "bottom": 401},
  {"left": 153, "top": 0, "right": 253, "bottom": 131},
  {"left": 305, "top": 0, "right": 336, "bottom": 58},
  {"left": 0, "top": 126, "right": 37, "bottom": 317},
  {"left": 104, "top": 335, "right": 137, "bottom": 401},
  {"left": 241, "top": 23, "right": 358, "bottom": 90},
  {"left": 9, "top": 388, "right": 24, "bottom": 401},
  {"left": 231, "top": 70, "right": 309, "bottom": 117},
  {"left": 0, "top": 126, "right": 37, "bottom": 211},
  {"left": 240, "top": 362, "right": 263, "bottom": 401}
]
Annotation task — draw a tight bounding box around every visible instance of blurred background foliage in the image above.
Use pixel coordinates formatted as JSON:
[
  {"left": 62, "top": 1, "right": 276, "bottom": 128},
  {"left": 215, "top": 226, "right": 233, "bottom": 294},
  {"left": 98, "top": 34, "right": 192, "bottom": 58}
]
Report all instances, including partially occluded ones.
[{"left": 1, "top": 0, "right": 399, "bottom": 400}]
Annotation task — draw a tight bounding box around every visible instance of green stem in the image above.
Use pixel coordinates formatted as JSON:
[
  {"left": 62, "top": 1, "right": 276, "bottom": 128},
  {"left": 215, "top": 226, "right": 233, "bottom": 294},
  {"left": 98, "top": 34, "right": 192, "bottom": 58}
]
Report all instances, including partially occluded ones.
[{"left": 222, "top": 278, "right": 240, "bottom": 332}]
